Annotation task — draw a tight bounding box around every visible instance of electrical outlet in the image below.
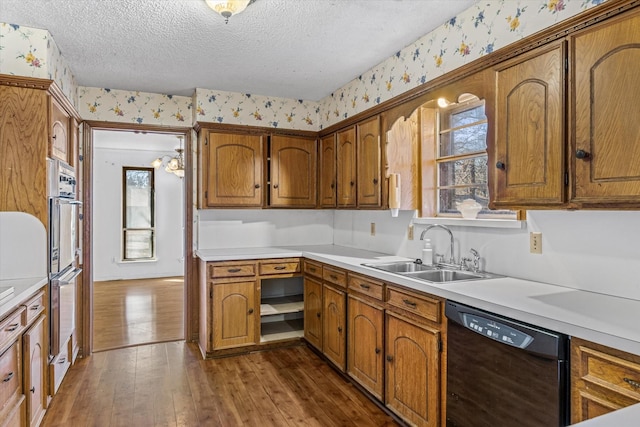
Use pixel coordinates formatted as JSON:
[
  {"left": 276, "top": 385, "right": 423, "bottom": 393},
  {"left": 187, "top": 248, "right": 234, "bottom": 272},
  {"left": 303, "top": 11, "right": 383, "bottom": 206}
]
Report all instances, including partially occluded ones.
[
  {"left": 408, "top": 225, "right": 414, "bottom": 240},
  {"left": 530, "top": 232, "right": 542, "bottom": 254},
  {"left": 370, "top": 222, "right": 376, "bottom": 236}
]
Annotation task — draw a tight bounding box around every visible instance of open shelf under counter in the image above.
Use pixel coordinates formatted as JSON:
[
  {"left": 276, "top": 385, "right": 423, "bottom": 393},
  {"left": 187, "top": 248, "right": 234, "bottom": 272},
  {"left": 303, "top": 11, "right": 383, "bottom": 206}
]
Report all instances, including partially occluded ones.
[
  {"left": 260, "top": 294, "right": 304, "bottom": 316},
  {"left": 260, "top": 318, "right": 304, "bottom": 343}
]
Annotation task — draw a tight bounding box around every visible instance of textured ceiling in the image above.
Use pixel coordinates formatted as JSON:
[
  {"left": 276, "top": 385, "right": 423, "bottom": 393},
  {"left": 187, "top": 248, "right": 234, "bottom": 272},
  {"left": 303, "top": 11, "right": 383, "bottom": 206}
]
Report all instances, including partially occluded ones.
[{"left": 1, "top": 0, "right": 476, "bottom": 100}]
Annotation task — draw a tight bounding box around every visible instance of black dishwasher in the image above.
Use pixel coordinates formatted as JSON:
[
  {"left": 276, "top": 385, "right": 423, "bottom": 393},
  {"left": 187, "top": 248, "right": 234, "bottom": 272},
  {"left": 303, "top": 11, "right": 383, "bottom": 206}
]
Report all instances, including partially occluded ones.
[{"left": 445, "top": 300, "right": 569, "bottom": 427}]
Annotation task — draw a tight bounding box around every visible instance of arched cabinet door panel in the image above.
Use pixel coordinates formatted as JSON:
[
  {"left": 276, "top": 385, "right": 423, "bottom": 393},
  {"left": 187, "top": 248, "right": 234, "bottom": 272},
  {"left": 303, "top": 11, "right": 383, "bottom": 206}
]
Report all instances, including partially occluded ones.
[
  {"left": 571, "top": 9, "right": 640, "bottom": 204},
  {"left": 202, "top": 131, "right": 264, "bottom": 207},
  {"left": 493, "top": 41, "right": 565, "bottom": 208},
  {"left": 213, "top": 281, "right": 256, "bottom": 349}
]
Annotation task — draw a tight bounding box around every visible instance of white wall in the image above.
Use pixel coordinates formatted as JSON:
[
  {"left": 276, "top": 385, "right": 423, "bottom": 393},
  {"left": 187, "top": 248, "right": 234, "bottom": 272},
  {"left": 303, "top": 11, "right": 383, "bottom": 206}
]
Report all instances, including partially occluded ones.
[
  {"left": 335, "top": 210, "right": 640, "bottom": 301},
  {"left": 93, "top": 131, "right": 184, "bottom": 281},
  {"left": 197, "top": 209, "right": 333, "bottom": 249}
]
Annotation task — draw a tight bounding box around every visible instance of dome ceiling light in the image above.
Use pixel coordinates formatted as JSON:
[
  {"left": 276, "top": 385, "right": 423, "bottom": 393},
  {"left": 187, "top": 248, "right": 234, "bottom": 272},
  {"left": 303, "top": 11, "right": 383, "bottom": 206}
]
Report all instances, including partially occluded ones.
[{"left": 205, "top": 0, "right": 255, "bottom": 23}]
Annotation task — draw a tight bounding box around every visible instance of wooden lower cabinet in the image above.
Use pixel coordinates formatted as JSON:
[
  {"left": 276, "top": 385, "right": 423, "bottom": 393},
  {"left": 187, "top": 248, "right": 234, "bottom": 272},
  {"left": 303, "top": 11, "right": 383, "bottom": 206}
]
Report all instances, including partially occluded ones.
[
  {"left": 385, "top": 312, "right": 441, "bottom": 427},
  {"left": 322, "top": 284, "right": 346, "bottom": 371},
  {"left": 212, "top": 281, "right": 257, "bottom": 349},
  {"left": 303, "top": 276, "right": 323, "bottom": 350},
  {"left": 23, "top": 315, "right": 47, "bottom": 427},
  {"left": 347, "top": 295, "right": 384, "bottom": 400},
  {"left": 571, "top": 337, "right": 640, "bottom": 423}
]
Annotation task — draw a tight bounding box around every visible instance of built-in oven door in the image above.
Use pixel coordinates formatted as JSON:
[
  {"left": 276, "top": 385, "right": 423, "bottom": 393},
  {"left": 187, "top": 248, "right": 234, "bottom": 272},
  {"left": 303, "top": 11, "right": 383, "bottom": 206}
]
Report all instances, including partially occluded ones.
[
  {"left": 49, "top": 198, "right": 80, "bottom": 275},
  {"left": 51, "top": 266, "right": 81, "bottom": 356}
]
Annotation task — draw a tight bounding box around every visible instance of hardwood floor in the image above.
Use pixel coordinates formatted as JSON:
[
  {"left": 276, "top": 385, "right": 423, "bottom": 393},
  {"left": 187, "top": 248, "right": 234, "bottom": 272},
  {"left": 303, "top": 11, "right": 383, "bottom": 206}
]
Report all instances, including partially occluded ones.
[
  {"left": 93, "top": 277, "right": 184, "bottom": 352},
  {"left": 42, "top": 342, "right": 399, "bottom": 426}
]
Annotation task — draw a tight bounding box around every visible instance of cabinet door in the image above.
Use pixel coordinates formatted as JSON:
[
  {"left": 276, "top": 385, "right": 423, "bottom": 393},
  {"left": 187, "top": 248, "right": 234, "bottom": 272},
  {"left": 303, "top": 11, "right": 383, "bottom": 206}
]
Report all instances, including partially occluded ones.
[
  {"left": 572, "top": 10, "right": 640, "bottom": 204},
  {"left": 356, "top": 116, "right": 381, "bottom": 207},
  {"left": 347, "top": 296, "right": 384, "bottom": 400},
  {"left": 493, "top": 42, "right": 565, "bottom": 207},
  {"left": 0, "top": 86, "right": 49, "bottom": 227},
  {"left": 213, "top": 281, "right": 257, "bottom": 349},
  {"left": 202, "top": 132, "right": 263, "bottom": 207},
  {"left": 385, "top": 313, "right": 440, "bottom": 427},
  {"left": 336, "top": 127, "right": 357, "bottom": 207},
  {"left": 319, "top": 134, "right": 337, "bottom": 208},
  {"left": 23, "top": 315, "right": 46, "bottom": 427},
  {"left": 303, "top": 276, "right": 323, "bottom": 350},
  {"left": 50, "top": 98, "right": 70, "bottom": 163},
  {"left": 322, "top": 284, "right": 346, "bottom": 371},
  {"left": 270, "top": 135, "right": 317, "bottom": 207}
]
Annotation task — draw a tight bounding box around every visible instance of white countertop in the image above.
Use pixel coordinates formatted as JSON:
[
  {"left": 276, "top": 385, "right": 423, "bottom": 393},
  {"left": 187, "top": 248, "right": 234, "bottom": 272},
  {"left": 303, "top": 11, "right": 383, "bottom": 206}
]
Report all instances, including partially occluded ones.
[
  {"left": 0, "top": 276, "right": 48, "bottom": 319},
  {"left": 196, "top": 244, "right": 640, "bottom": 427},
  {"left": 197, "top": 244, "right": 640, "bottom": 355}
]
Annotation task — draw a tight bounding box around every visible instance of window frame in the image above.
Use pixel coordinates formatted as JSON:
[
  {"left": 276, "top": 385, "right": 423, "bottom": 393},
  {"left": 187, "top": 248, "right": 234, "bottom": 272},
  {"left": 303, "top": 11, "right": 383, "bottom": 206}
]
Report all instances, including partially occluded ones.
[
  {"left": 122, "top": 166, "right": 156, "bottom": 261},
  {"left": 434, "top": 98, "right": 516, "bottom": 220}
]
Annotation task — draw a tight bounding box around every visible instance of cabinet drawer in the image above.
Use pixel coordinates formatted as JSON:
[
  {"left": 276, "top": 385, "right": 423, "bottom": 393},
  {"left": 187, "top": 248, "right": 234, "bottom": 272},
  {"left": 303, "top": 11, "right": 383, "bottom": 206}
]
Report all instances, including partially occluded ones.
[
  {"left": 259, "top": 259, "right": 300, "bottom": 275},
  {"left": 386, "top": 286, "right": 441, "bottom": 323},
  {"left": 0, "top": 341, "right": 21, "bottom": 408},
  {"left": 209, "top": 262, "right": 256, "bottom": 279},
  {"left": 576, "top": 342, "right": 640, "bottom": 400},
  {"left": 348, "top": 273, "right": 383, "bottom": 301},
  {"left": 303, "top": 260, "right": 323, "bottom": 279},
  {"left": 0, "top": 308, "right": 26, "bottom": 352},
  {"left": 23, "top": 291, "right": 45, "bottom": 324},
  {"left": 323, "top": 266, "right": 347, "bottom": 288}
]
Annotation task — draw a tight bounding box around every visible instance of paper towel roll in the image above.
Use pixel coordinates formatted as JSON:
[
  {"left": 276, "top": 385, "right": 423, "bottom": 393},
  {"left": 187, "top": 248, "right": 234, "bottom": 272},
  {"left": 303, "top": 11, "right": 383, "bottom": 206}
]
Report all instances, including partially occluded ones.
[{"left": 388, "top": 173, "right": 401, "bottom": 217}]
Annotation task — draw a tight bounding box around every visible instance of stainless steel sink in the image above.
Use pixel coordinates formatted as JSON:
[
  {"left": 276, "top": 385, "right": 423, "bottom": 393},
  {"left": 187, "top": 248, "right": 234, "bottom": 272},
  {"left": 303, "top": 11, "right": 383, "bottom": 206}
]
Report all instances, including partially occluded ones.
[
  {"left": 404, "top": 269, "right": 487, "bottom": 282},
  {"left": 362, "top": 261, "right": 435, "bottom": 273},
  {"left": 362, "top": 260, "right": 501, "bottom": 283}
]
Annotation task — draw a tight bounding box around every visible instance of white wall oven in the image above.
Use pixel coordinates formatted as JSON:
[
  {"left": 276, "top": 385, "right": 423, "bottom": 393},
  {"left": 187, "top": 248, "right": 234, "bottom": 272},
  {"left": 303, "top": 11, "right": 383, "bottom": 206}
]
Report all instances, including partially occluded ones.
[{"left": 48, "top": 159, "right": 81, "bottom": 358}]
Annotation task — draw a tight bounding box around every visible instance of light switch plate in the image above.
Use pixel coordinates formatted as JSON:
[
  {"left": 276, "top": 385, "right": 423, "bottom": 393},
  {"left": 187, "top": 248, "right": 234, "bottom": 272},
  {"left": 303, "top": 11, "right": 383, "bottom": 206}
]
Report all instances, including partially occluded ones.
[
  {"left": 370, "top": 223, "right": 376, "bottom": 236},
  {"left": 530, "top": 232, "right": 542, "bottom": 254},
  {"left": 408, "top": 225, "right": 414, "bottom": 240}
]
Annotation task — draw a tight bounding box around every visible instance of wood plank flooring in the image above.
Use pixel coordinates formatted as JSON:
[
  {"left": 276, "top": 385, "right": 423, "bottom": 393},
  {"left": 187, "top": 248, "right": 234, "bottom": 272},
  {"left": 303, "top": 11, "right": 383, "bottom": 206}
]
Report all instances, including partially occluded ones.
[
  {"left": 93, "top": 277, "right": 184, "bottom": 352},
  {"left": 42, "top": 342, "right": 399, "bottom": 427}
]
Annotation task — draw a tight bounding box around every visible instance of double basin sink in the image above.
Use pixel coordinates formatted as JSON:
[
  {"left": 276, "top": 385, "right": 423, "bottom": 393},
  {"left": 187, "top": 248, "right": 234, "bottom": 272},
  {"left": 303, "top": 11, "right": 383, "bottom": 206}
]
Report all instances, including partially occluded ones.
[{"left": 362, "top": 261, "right": 501, "bottom": 284}]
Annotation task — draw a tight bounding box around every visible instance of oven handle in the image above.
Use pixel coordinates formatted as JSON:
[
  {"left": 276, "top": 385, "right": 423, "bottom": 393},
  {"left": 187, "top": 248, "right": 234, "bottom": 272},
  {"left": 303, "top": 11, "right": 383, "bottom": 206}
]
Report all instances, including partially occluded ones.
[{"left": 53, "top": 268, "right": 82, "bottom": 286}]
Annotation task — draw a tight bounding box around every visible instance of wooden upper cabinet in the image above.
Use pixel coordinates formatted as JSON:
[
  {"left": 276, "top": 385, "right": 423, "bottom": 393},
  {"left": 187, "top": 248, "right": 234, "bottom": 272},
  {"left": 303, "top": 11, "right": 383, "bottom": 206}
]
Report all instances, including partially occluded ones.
[
  {"left": 319, "top": 134, "right": 337, "bottom": 208},
  {"left": 337, "top": 126, "right": 357, "bottom": 207},
  {"left": 270, "top": 135, "right": 317, "bottom": 207},
  {"left": 493, "top": 42, "right": 565, "bottom": 208},
  {"left": 201, "top": 131, "right": 264, "bottom": 207},
  {"left": 571, "top": 9, "right": 640, "bottom": 205},
  {"left": 50, "top": 97, "right": 70, "bottom": 164},
  {"left": 0, "top": 84, "right": 49, "bottom": 227},
  {"left": 357, "top": 115, "right": 382, "bottom": 207}
]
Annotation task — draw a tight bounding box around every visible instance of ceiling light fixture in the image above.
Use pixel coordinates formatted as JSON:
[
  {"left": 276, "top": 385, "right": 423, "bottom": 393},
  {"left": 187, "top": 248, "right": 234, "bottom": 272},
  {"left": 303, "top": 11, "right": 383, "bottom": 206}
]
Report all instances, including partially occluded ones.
[
  {"left": 151, "top": 136, "right": 185, "bottom": 178},
  {"left": 437, "top": 97, "right": 452, "bottom": 108},
  {"left": 205, "top": 0, "right": 254, "bottom": 23}
]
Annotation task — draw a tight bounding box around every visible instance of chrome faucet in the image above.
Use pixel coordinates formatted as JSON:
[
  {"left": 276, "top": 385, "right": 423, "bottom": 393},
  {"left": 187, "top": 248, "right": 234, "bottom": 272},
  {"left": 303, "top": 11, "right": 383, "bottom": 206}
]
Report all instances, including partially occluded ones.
[{"left": 420, "top": 224, "right": 455, "bottom": 265}]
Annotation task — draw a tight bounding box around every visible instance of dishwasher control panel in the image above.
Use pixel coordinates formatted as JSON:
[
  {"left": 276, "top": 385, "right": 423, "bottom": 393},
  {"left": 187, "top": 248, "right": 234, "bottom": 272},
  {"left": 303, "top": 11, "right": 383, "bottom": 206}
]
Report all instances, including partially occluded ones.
[{"left": 461, "top": 312, "right": 534, "bottom": 349}]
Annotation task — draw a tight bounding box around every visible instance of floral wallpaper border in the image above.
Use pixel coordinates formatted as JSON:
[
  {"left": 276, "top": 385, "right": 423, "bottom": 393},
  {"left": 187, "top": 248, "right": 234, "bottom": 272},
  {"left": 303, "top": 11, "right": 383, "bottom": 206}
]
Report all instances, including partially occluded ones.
[
  {"left": 318, "top": 0, "right": 607, "bottom": 129},
  {"left": 78, "top": 87, "right": 192, "bottom": 128},
  {"left": 1, "top": 0, "right": 607, "bottom": 130},
  {"left": 0, "top": 23, "right": 78, "bottom": 106},
  {"left": 193, "top": 88, "right": 319, "bottom": 131}
]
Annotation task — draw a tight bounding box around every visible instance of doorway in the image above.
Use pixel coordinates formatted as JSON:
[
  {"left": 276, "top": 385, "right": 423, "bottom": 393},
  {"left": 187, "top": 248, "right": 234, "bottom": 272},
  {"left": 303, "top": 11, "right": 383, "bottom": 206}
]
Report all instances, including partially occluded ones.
[{"left": 91, "top": 129, "right": 186, "bottom": 351}]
